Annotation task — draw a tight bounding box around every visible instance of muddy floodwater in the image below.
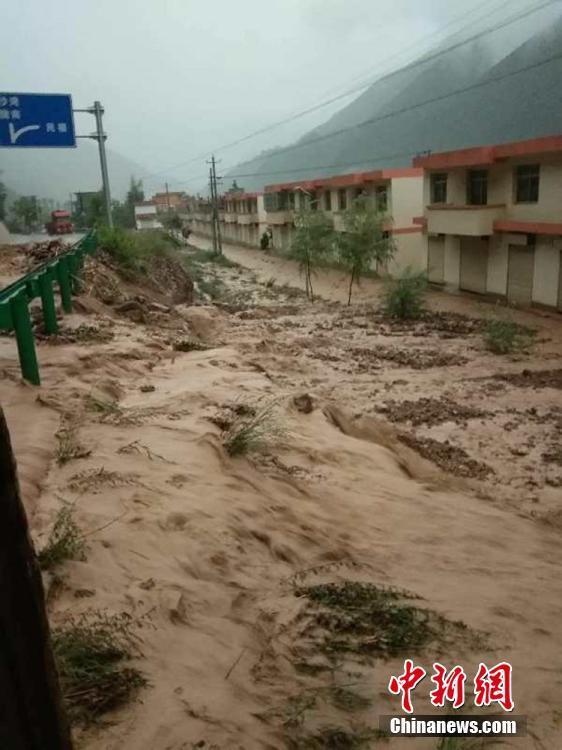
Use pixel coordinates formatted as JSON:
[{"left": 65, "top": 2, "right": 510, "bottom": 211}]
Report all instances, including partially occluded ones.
[{"left": 1, "top": 237, "right": 562, "bottom": 749}]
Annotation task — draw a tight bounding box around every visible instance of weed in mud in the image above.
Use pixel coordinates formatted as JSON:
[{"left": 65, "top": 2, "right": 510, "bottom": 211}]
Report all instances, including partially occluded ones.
[
  {"left": 172, "top": 338, "right": 209, "bottom": 352},
  {"left": 86, "top": 394, "right": 122, "bottom": 417},
  {"left": 287, "top": 725, "right": 382, "bottom": 749},
  {"left": 186, "top": 247, "right": 240, "bottom": 268},
  {"left": 295, "top": 582, "right": 472, "bottom": 659},
  {"left": 55, "top": 418, "right": 91, "bottom": 465},
  {"left": 382, "top": 268, "right": 427, "bottom": 320},
  {"left": 484, "top": 318, "right": 534, "bottom": 355},
  {"left": 38, "top": 504, "right": 87, "bottom": 570},
  {"left": 329, "top": 686, "right": 372, "bottom": 713},
  {"left": 52, "top": 610, "right": 147, "bottom": 726},
  {"left": 437, "top": 739, "right": 503, "bottom": 749},
  {"left": 223, "top": 399, "right": 286, "bottom": 457},
  {"left": 68, "top": 467, "right": 139, "bottom": 492}
]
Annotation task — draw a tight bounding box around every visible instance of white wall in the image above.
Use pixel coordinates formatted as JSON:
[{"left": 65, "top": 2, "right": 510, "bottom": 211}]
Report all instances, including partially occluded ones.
[
  {"left": 390, "top": 232, "right": 427, "bottom": 274},
  {"left": 532, "top": 240, "right": 561, "bottom": 307},
  {"left": 486, "top": 235, "right": 508, "bottom": 296},
  {"left": 443, "top": 235, "right": 461, "bottom": 287}
]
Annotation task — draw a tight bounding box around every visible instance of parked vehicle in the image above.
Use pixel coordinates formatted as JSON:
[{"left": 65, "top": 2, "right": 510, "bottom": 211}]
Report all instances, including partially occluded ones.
[{"left": 45, "top": 210, "right": 74, "bottom": 235}]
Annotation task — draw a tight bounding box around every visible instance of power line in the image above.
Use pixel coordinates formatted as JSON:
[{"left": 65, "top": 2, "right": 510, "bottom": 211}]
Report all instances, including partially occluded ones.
[
  {"left": 221, "top": 49, "right": 562, "bottom": 171},
  {"left": 141, "top": 0, "right": 560, "bottom": 183},
  {"left": 166, "top": 47, "right": 562, "bottom": 191}
]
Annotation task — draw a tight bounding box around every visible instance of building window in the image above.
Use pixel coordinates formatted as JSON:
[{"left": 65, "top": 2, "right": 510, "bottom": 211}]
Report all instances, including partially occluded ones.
[
  {"left": 338, "top": 188, "right": 347, "bottom": 211},
  {"left": 467, "top": 169, "right": 488, "bottom": 205},
  {"left": 376, "top": 185, "right": 388, "bottom": 211},
  {"left": 324, "top": 191, "right": 332, "bottom": 211},
  {"left": 288, "top": 192, "right": 295, "bottom": 210},
  {"left": 515, "top": 164, "right": 540, "bottom": 203},
  {"left": 310, "top": 191, "right": 318, "bottom": 210},
  {"left": 354, "top": 188, "right": 363, "bottom": 200},
  {"left": 431, "top": 173, "right": 447, "bottom": 203}
]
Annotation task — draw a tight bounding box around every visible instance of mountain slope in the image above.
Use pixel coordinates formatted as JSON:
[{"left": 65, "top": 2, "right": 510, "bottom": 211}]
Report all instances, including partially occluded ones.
[
  {"left": 0, "top": 141, "right": 149, "bottom": 204},
  {"left": 226, "top": 10, "right": 562, "bottom": 191}
]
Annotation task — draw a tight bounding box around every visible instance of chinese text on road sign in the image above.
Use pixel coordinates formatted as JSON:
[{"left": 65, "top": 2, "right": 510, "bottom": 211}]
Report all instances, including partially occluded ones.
[{"left": 0, "top": 93, "right": 75, "bottom": 148}]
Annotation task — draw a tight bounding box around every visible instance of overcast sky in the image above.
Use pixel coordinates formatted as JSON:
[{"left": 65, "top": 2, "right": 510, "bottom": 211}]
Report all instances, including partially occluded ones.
[{"left": 2, "top": 0, "right": 550, "bottom": 194}]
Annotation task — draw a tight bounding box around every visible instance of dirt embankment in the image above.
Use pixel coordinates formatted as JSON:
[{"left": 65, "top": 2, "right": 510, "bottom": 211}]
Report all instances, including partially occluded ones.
[{"left": 1, "top": 241, "right": 562, "bottom": 749}]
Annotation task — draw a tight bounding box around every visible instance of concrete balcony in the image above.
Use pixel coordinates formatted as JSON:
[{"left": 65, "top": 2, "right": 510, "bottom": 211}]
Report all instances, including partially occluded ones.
[
  {"left": 224, "top": 212, "right": 238, "bottom": 224},
  {"left": 426, "top": 204, "right": 506, "bottom": 236},
  {"left": 266, "top": 210, "right": 294, "bottom": 226},
  {"left": 238, "top": 213, "right": 259, "bottom": 225}
]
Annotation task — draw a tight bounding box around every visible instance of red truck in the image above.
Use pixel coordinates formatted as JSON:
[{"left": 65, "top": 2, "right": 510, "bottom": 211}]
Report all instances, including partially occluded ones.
[{"left": 45, "top": 209, "right": 74, "bottom": 235}]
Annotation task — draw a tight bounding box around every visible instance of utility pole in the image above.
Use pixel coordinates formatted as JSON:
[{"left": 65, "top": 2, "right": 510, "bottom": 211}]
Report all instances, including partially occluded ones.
[
  {"left": 75, "top": 101, "right": 113, "bottom": 227},
  {"left": 92, "top": 102, "right": 113, "bottom": 227},
  {"left": 165, "top": 182, "right": 171, "bottom": 211},
  {"left": 208, "top": 165, "right": 218, "bottom": 254},
  {"left": 207, "top": 155, "right": 222, "bottom": 255}
]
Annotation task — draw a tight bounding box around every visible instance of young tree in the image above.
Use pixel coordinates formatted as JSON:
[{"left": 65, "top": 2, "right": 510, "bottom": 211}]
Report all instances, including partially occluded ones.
[
  {"left": 288, "top": 209, "right": 335, "bottom": 301},
  {"left": 10, "top": 196, "right": 40, "bottom": 232},
  {"left": 112, "top": 177, "right": 145, "bottom": 229},
  {"left": 336, "top": 195, "right": 395, "bottom": 305}
]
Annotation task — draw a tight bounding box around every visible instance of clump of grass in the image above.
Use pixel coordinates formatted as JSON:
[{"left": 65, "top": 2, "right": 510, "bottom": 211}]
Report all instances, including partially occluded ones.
[
  {"left": 437, "top": 739, "right": 501, "bottom": 749},
  {"left": 382, "top": 268, "right": 427, "bottom": 320},
  {"left": 52, "top": 610, "right": 147, "bottom": 726},
  {"left": 186, "top": 247, "right": 240, "bottom": 268},
  {"left": 86, "top": 394, "right": 122, "bottom": 416},
  {"left": 223, "top": 399, "right": 285, "bottom": 457},
  {"left": 287, "top": 725, "right": 381, "bottom": 749},
  {"left": 295, "top": 581, "right": 472, "bottom": 659},
  {"left": 98, "top": 226, "right": 176, "bottom": 274},
  {"left": 55, "top": 418, "right": 91, "bottom": 466},
  {"left": 172, "top": 338, "right": 209, "bottom": 352},
  {"left": 484, "top": 318, "right": 534, "bottom": 354},
  {"left": 38, "top": 504, "right": 87, "bottom": 571}
]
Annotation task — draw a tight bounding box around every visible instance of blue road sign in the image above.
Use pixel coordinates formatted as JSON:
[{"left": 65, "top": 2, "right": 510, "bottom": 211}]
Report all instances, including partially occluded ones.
[{"left": 0, "top": 92, "right": 76, "bottom": 148}]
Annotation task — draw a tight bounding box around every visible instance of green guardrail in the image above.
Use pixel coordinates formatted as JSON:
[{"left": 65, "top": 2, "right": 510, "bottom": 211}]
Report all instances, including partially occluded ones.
[{"left": 0, "top": 231, "right": 98, "bottom": 385}]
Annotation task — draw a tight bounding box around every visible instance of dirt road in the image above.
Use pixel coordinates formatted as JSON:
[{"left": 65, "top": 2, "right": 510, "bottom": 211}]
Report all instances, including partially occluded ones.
[{"left": 1, "top": 241, "right": 562, "bottom": 749}]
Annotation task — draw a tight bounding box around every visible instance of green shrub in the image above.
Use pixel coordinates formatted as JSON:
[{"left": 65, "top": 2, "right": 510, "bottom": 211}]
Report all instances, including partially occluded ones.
[
  {"left": 97, "top": 227, "right": 176, "bottom": 273},
  {"left": 484, "top": 318, "right": 533, "bottom": 354},
  {"left": 52, "top": 610, "right": 146, "bottom": 726},
  {"left": 383, "top": 268, "right": 427, "bottom": 319},
  {"left": 223, "top": 399, "right": 285, "bottom": 456},
  {"left": 38, "top": 504, "right": 87, "bottom": 570}
]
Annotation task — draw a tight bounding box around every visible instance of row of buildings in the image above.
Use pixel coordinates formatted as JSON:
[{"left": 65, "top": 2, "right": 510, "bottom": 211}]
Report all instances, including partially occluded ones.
[{"left": 190, "top": 134, "right": 562, "bottom": 311}]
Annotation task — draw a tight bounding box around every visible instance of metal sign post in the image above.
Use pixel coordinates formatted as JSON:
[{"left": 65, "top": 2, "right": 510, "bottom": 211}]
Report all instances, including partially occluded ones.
[{"left": 0, "top": 91, "right": 114, "bottom": 228}]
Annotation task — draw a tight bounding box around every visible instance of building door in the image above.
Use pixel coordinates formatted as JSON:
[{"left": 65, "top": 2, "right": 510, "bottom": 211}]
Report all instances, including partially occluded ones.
[
  {"left": 507, "top": 245, "right": 534, "bottom": 307},
  {"left": 428, "top": 236, "right": 445, "bottom": 283},
  {"left": 460, "top": 237, "right": 488, "bottom": 294}
]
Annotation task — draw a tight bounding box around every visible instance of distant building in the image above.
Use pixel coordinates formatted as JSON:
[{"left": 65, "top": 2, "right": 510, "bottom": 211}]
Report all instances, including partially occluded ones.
[
  {"left": 134, "top": 202, "right": 162, "bottom": 230},
  {"left": 151, "top": 191, "right": 187, "bottom": 213}
]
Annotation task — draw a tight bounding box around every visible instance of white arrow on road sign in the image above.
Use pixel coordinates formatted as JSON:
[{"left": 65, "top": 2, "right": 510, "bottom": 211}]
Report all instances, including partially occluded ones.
[{"left": 9, "top": 122, "right": 40, "bottom": 144}]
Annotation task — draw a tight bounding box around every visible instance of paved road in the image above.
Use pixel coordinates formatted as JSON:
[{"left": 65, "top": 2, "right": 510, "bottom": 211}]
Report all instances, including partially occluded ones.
[{"left": 4, "top": 232, "right": 85, "bottom": 246}]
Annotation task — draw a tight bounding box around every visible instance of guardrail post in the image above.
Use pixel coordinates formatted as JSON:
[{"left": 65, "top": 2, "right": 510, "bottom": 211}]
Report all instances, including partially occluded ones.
[
  {"left": 38, "top": 271, "right": 58, "bottom": 335},
  {"left": 55, "top": 257, "right": 72, "bottom": 314},
  {"left": 10, "top": 292, "right": 40, "bottom": 386},
  {"left": 69, "top": 250, "right": 84, "bottom": 295}
]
